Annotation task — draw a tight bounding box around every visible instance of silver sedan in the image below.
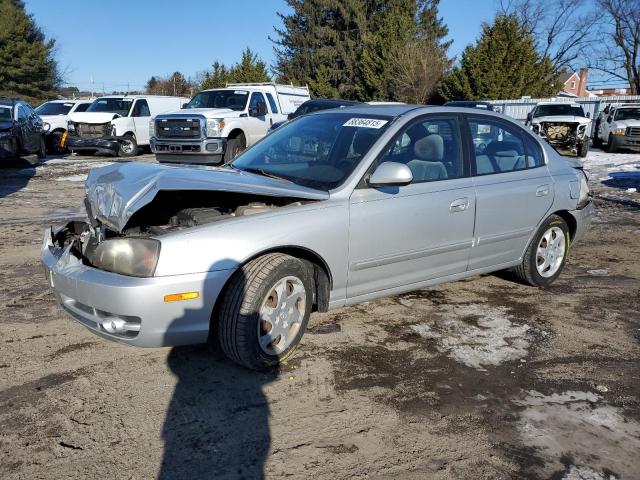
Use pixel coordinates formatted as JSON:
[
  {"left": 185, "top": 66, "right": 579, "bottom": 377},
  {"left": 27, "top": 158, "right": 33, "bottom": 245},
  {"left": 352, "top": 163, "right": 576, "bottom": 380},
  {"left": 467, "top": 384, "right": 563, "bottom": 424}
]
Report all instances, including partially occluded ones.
[{"left": 42, "top": 105, "right": 594, "bottom": 370}]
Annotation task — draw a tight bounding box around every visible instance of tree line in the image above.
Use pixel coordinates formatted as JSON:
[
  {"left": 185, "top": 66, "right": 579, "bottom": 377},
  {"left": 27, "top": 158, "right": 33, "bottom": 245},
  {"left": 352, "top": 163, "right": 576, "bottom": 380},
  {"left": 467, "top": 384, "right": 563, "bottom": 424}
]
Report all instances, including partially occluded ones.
[{"left": 1, "top": 0, "right": 638, "bottom": 105}]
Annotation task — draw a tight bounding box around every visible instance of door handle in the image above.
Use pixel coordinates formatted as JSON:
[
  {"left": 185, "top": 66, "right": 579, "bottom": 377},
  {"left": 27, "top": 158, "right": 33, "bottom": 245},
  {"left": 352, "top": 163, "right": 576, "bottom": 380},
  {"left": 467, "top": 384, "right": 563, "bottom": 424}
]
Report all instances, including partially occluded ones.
[
  {"left": 449, "top": 198, "right": 469, "bottom": 213},
  {"left": 536, "top": 185, "right": 550, "bottom": 197}
]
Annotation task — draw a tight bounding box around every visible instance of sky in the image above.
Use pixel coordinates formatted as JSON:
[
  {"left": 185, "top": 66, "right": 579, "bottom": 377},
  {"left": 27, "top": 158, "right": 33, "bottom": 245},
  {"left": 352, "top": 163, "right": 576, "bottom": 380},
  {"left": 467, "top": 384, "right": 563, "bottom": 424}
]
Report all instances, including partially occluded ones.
[{"left": 24, "top": 0, "right": 498, "bottom": 92}]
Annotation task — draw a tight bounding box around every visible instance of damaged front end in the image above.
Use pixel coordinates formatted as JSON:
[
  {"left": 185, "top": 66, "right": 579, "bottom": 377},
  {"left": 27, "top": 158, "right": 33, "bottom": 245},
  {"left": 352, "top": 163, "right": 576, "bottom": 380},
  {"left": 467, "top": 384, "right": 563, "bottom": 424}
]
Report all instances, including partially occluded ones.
[{"left": 532, "top": 121, "right": 588, "bottom": 152}]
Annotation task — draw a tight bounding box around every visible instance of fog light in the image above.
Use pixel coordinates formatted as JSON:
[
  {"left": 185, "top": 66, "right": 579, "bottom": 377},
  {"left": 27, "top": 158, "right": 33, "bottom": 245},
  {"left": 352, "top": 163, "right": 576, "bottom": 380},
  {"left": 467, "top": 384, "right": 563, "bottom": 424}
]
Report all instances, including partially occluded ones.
[
  {"left": 164, "top": 291, "right": 200, "bottom": 302},
  {"left": 205, "top": 142, "right": 219, "bottom": 152}
]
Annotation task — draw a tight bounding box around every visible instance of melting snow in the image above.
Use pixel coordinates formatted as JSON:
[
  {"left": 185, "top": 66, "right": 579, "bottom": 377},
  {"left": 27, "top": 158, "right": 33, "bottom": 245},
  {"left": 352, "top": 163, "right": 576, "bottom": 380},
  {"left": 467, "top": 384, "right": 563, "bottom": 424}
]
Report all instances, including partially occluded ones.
[{"left": 55, "top": 174, "right": 87, "bottom": 182}]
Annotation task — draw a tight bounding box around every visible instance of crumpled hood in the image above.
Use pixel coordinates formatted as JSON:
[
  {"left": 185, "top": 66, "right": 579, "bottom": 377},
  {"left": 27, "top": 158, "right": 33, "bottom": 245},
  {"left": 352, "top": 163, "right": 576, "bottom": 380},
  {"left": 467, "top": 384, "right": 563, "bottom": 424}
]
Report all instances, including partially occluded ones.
[
  {"left": 85, "top": 162, "right": 329, "bottom": 232},
  {"left": 157, "top": 108, "right": 241, "bottom": 119},
  {"left": 532, "top": 115, "right": 590, "bottom": 124},
  {"left": 68, "top": 112, "right": 119, "bottom": 124}
]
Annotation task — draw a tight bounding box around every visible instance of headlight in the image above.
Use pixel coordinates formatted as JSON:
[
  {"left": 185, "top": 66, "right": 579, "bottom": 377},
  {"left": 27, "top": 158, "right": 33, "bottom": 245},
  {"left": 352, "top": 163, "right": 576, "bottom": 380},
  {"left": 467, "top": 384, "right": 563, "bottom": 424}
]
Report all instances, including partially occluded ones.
[
  {"left": 67, "top": 121, "right": 75, "bottom": 132},
  {"left": 611, "top": 127, "right": 626, "bottom": 136},
  {"left": 206, "top": 118, "right": 225, "bottom": 138},
  {"left": 532, "top": 123, "right": 540, "bottom": 134},
  {"left": 149, "top": 119, "right": 155, "bottom": 137},
  {"left": 577, "top": 124, "right": 587, "bottom": 137},
  {"left": 87, "top": 238, "right": 160, "bottom": 277},
  {"left": 577, "top": 170, "right": 590, "bottom": 209}
]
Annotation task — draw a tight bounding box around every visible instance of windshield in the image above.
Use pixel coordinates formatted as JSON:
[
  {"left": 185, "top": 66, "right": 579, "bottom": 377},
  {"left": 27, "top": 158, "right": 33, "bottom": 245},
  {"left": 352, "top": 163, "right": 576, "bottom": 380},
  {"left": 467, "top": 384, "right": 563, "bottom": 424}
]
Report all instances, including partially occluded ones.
[
  {"left": 534, "top": 104, "right": 585, "bottom": 117},
  {"left": 0, "top": 106, "right": 12, "bottom": 121},
  {"left": 35, "top": 102, "right": 74, "bottom": 116},
  {"left": 231, "top": 113, "right": 392, "bottom": 191},
  {"left": 86, "top": 98, "right": 133, "bottom": 116},
  {"left": 614, "top": 108, "right": 640, "bottom": 121},
  {"left": 185, "top": 90, "right": 248, "bottom": 110}
]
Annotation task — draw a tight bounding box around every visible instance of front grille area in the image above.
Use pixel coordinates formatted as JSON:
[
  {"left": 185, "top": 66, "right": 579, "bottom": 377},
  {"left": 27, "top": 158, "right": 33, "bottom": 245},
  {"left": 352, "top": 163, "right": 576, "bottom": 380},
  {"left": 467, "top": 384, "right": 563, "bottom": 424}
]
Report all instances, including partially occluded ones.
[
  {"left": 156, "top": 118, "right": 201, "bottom": 139},
  {"left": 627, "top": 127, "right": 640, "bottom": 137},
  {"left": 541, "top": 122, "right": 577, "bottom": 140},
  {"left": 74, "top": 122, "right": 110, "bottom": 138}
]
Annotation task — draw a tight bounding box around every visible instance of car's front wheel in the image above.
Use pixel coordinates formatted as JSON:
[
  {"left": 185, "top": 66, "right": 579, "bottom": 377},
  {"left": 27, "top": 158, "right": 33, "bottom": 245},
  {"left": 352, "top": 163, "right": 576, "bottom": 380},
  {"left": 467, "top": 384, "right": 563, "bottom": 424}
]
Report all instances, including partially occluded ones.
[
  {"left": 223, "top": 133, "right": 246, "bottom": 163},
  {"left": 578, "top": 140, "right": 589, "bottom": 157},
  {"left": 218, "top": 253, "right": 313, "bottom": 370},
  {"left": 605, "top": 134, "right": 618, "bottom": 153},
  {"left": 118, "top": 134, "right": 138, "bottom": 157},
  {"left": 514, "top": 214, "right": 570, "bottom": 287}
]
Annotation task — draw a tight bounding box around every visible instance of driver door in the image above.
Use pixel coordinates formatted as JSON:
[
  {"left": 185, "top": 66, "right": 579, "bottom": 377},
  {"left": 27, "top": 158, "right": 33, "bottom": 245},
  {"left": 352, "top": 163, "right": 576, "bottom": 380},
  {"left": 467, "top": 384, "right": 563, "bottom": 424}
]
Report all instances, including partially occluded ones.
[
  {"left": 131, "top": 99, "right": 151, "bottom": 144},
  {"left": 246, "top": 92, "right": 270, "bottom": 145},
  {"left": 347, "top": 115, "right": 476, "bottom": 300}
]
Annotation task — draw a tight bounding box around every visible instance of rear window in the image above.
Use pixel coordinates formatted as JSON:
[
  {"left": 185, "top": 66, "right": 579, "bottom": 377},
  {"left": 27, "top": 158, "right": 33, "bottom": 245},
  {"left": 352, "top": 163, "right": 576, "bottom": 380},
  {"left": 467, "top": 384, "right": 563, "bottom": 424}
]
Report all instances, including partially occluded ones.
[{"left": 35, "top": 102, "right": 74, "bottom": 116}]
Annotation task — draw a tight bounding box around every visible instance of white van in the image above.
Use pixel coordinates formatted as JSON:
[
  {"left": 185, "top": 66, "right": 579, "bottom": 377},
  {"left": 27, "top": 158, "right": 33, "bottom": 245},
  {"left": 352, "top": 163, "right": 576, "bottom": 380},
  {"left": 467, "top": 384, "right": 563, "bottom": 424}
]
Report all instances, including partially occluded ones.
[
  {"left": 150, "top": 83, "right": 311, "bottom": 164},
  {"left": 66, "top": 95, "right": 189, "bottom": 157}
]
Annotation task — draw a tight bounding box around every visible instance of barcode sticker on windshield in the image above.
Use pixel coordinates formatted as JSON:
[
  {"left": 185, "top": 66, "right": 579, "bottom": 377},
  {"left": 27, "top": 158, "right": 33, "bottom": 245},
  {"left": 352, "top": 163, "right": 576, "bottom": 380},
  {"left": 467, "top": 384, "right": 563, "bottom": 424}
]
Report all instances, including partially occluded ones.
[{"left": 343, "top": 118, "right": 388, "bottom": 129}]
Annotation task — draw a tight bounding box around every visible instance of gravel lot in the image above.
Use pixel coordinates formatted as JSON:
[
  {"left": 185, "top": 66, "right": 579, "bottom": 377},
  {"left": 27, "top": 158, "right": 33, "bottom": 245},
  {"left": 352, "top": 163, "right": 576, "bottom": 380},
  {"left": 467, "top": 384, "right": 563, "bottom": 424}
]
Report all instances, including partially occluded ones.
[{"left": 0, "top": 150, "right": 639, "bottom": 479}]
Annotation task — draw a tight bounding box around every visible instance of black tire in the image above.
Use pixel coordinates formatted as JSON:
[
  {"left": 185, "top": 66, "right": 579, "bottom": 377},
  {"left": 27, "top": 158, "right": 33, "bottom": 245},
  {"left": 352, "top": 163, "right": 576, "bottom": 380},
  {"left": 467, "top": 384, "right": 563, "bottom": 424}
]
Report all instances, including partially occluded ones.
[
  {"left": 218, "top": 253, "right": 313, "bottom": 370},
  {"left": 605, "top": 134, "right": 617, "bottom": 153},
  {"left": 118, "top": 134, "right": 138, "bottom": 157},
  {"left": 513, "top": 214, "right": 570, "bottom": 287},
  {"left": 37, "top": 135, "right": 46, "bottom": 158},
  {"left": 592, "top": 134, "right": 602, "bottom": 149},
  {"left": 578, "top": 140, "right": 589, "bottom": 157},
  {"left": 223, "top": 133, "right": 246, "bottom": 163},
  {"left": 47, "top": 130, "right": 67, "bottom": 155}
]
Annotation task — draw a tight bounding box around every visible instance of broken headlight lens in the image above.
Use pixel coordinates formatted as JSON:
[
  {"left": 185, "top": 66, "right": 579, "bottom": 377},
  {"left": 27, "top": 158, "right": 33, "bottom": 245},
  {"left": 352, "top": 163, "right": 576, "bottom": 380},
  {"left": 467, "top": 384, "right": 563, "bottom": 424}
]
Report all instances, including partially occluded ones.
[
  {"left": 88, "top": 238, "right": 160, "bottom": 277},
  {"left": 206, "top": 118, "right": 225, "bottom": 138}
]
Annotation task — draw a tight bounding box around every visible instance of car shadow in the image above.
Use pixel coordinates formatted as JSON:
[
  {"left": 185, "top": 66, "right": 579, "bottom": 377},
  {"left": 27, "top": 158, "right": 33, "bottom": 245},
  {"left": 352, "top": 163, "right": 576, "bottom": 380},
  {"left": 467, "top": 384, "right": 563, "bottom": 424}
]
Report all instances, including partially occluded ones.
[
  {"left": 0, "top": 156, "right": 38, "bottom": 198},
  {"left": 158, "top": 261, "right": 278, "bottom": 480}
]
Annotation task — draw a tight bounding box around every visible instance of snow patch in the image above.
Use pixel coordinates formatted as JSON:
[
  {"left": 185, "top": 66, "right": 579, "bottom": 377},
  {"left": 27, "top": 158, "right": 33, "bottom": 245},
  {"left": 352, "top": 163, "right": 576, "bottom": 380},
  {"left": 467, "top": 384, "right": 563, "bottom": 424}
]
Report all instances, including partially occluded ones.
[
  {"left": 410, "top": 305, "right": 533, "bottom": 369},
  {"left": 560, "top": 465, "right": 618, "bottom": 480},
  {"left": 55, "top": 174, "right": 87, "bottom": 182}
]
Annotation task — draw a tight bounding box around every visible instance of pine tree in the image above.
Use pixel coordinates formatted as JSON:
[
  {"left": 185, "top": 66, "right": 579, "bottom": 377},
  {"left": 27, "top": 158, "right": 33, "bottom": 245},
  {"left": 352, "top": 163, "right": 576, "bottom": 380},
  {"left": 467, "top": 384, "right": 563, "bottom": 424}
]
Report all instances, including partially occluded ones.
[
  {"left": 226, "top": 48, "right": 271, "bottom": 84},
  {"left": 440, "top": 14, "right": 559, "bottom": 100},
  {"left": 0, "top": 0, "right": 59, "bottom": 103}
]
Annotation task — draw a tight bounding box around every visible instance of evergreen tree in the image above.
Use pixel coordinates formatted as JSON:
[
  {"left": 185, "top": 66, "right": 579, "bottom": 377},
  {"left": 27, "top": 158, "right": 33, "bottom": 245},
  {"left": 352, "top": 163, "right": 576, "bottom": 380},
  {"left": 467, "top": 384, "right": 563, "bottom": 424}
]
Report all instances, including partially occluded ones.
[
  {"left": 200, "top": 48, "right": 270, "bottom": 91},
  {"left": 440, "top": 14, "right": 559, "bottom": 100},
  {"left": 200, "top": 62, "right": 231, "bottom": 90},
  {"left": 0, "top": 0, "right": 60, "bottom": 103}
]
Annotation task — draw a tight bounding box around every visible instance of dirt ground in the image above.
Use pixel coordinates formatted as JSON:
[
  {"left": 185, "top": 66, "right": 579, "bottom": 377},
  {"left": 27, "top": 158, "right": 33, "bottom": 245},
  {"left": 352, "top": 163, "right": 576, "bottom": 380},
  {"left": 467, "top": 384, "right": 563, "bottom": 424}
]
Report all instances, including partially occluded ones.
[{"left": 0, "top": 150, "right": 639, "bottom": 480}]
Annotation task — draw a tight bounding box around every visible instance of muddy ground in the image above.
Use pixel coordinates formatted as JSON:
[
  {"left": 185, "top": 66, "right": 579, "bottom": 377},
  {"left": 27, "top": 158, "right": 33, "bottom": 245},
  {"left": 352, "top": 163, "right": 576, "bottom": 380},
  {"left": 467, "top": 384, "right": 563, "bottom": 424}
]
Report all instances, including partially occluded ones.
[{"left": 0, "top": 150, "right": 639, "bottom": 479}]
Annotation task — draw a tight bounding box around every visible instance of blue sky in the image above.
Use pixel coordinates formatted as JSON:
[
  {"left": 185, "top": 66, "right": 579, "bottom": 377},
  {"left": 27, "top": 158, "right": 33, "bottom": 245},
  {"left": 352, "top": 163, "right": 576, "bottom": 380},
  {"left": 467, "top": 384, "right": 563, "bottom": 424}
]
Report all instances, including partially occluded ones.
[{"left": 25, "top": 0, "right": 498, "bottom": 92}]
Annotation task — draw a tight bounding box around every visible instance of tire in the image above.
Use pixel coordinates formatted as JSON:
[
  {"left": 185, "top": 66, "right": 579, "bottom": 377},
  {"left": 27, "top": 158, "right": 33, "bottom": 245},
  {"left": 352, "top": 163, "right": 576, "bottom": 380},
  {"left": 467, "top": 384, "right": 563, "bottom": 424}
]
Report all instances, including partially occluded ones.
[
  {"left": 513, "top": 214, "right": 570, "bottom": 287},
  {"left": 578, "top": 140, "right": 589, "bottom": 157},
  {"left": 223, "top": 133, "right": 246, "bottom": 163},
  {"left": 47, "top": 130, "right": 67, "bottom": 155},
  {"left": 605, "top": 134, "right": 617, "bottom": 153},
  {"left": 118, "top": 134, "right": 138, "bottom": 157},
  {"left": 218, "top": 253, "right": 313, "bottom": 370},
  {"left": 37, "top": 135, "right": 47, "bottom": 159}
]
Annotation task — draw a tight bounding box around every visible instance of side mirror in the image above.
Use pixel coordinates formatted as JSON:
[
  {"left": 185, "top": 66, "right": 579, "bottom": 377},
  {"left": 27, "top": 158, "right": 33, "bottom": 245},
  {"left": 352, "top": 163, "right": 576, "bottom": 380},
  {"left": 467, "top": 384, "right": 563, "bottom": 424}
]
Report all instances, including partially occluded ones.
[
  {"left": 586, "top": 112, "right": 591, "bottom": 118},
  {"left": 368, "top": 162, "right": 413, "bottom": 187},
  {"left": 287, "top": 113, "right": 294, "bottom": 120},
  {"left": 181, "top": 102, "right": 188, "bottom": 109}
]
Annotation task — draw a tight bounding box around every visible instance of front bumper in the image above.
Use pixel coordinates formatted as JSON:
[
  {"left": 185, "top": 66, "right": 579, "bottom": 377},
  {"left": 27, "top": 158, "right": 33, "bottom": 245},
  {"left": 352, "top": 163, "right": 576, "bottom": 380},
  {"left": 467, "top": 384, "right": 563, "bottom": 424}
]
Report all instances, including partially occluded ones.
[
  {"left": 67, "top": 135, "right": 120, "bottom": 154},
  {"left": 569, "top": 200, "right": 595, "bottom": 244},
  {"left": 150, "top": 136, "right": 226, "bottom": 165},
  {"left": 41, "top": 225, "right": 235, "bottom": 347},
  {"left": 610, "top": 135, "right": 640, "bottom": 152}
]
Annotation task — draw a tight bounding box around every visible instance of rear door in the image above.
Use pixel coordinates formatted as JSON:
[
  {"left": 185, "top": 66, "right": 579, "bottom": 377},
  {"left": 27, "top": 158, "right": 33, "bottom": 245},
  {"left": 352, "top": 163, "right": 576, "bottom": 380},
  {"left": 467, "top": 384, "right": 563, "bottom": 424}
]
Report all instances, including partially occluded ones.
[
  {"left": 465, "top": 115, "right": 553, "bottom": 270},
  {"left": 347, "top": 114, "right": 476, "bottom": 299},
  {"left": 130, "top": 99, "right": 151, "bottom": 145}
]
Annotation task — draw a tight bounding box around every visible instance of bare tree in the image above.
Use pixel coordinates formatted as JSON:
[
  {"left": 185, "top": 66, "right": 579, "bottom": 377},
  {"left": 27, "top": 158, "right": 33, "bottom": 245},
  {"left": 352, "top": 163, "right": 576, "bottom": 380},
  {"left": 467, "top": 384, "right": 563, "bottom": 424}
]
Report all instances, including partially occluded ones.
[
  {"left": 393, "top": 40, "right": 448, "bottom": 104},
  {"left": 499, "top": 0, "right": 598, "bottom": 72},
  {"left": 589, "top": 0, "right": 640, "bottom": 94}
]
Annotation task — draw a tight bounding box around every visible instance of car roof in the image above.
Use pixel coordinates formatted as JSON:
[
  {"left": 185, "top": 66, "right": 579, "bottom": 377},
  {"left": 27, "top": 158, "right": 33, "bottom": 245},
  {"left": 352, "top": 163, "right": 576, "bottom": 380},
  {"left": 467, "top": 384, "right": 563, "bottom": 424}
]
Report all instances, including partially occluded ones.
[
  {"left": 535, "top": 101, "right": 581, "bottom": 107},
  {"left": 303, "top": 99, "right": 357, "bottom": 106},
  {"left": 310, "top": 104, "right": 519, "bottom": 122}
]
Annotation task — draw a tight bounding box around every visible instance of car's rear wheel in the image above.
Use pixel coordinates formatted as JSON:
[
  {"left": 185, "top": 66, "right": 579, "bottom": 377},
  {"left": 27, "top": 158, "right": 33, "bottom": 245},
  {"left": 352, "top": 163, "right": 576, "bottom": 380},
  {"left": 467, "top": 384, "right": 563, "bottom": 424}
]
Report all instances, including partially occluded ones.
[
  {"left": 223, "top": 133, "right": 246, "bottom": 163},
  {"left": 218, "top": 253, "right": 313, "bottom": 370},
  {"left": 514, "top": 214, "right": 570, "bottom": 287},
  {"left": 118, "top": 134, "right": 138, "bottom": 157}
]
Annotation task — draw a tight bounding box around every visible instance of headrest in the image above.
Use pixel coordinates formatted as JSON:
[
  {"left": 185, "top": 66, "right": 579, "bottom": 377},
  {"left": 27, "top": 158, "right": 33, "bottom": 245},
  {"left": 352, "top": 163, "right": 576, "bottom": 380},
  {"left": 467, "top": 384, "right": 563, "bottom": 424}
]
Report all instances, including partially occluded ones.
[
  {"left": 485, "top": 141, "right": 522, "bottom": 156},
  {"left": 414, "top": 135, "right": 443, "bottom": 162}
]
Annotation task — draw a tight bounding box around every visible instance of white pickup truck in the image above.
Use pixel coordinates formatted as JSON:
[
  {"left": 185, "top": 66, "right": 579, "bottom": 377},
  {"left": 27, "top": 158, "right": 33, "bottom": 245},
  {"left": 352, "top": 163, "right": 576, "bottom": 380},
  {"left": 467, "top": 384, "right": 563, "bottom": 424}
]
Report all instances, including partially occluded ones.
[
  {"left": 150, "top": 83, "right": 310, "bottom": 164},
  {"left": 593, "top": 104, "right": 640, "bottom": 153}
]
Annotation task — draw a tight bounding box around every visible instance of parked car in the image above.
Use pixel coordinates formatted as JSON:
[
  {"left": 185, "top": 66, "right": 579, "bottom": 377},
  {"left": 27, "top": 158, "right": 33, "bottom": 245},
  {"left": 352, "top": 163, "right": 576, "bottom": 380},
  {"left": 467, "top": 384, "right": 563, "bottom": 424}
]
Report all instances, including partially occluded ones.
[
  {"left": 444, "top": 100, "right": 497, "bottom": 112},
  {"left": 150, "top": 82, "right": 310, "bottom": 165},
  {"left": 525, "top": 102, "right": 591, "bottom": 157},
  {"left": 66, "top": 95, "right": 189, "bottom": 157},
  {"left": 268, "top": 99, "right": 359, "bottom": 132},
  {"left": 35, "top": 99, "right": 92, "bottom": 154},
  {"left": 42, "top": 105, "right": 593, "bottom": 370},
  {"left": 593, "top": 103, "right": 640, "bottom": 153},
  {"left": 0, "top": 98, "right": 47, "bottom": 164}
]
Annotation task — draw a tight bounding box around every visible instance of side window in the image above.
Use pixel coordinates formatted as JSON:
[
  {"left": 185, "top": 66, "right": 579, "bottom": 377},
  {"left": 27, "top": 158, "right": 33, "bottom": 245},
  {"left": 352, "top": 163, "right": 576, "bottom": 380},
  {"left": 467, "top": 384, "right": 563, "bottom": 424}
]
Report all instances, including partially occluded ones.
[
  {"left": 377, "top": 117, "right": 463, "bottom": 183},
  {"left": 249, "top": 93, "right": 266, "bottom": 113},
  {"left": 131, "top": 100, "right": 151, "bottom": 117},
  {"left": 74, "top": 103, "right": 90, "bottom": 113},
  {"left": 265, "top": 93, "right": 278, "bottom": 114},
  {"left": 17, "top": 105, "right": 28, "bottom": 122},
  {"left": 467, "top": 118, "right": 533, "bottom": 175},
  {"left": 523, "top": 136, "right": 545, "bottom": 168}
]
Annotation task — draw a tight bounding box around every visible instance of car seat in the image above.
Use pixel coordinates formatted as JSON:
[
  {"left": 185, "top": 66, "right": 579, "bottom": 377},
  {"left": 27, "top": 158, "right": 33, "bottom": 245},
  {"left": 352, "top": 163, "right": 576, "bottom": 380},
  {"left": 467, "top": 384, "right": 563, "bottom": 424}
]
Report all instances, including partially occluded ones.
[{"left": 406, "top": 135, "right": 448, "bottom": 182}]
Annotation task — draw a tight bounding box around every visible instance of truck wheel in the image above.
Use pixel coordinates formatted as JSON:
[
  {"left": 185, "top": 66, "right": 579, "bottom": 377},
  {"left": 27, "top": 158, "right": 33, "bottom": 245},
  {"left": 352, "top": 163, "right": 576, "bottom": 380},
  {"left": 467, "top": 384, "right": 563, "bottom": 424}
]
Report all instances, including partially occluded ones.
[
  {"left": 605, "top": 134, "right": 617, "bottom": 153},
  {"left": 118, "top": 135, "right": 138, "bottom": 157},
  {"left": 37, "top": 136, "right": 47, "bottom": 159},
  {"left": 218, "top": 253, "right": 313, "bottom": 370},
  {"left": 578, "top": 140, "right": 589, "bottom": 158},
  {"left": 224, "top": 133, "right": 246, "bottom": 163},
  {"left": 513, "top": 214, "right": 570, "bottom": 287}
]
